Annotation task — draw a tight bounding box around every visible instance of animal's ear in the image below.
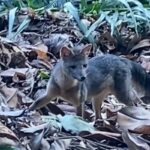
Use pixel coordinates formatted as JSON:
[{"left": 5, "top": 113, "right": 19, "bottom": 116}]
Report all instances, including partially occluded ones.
[
  {"left": 60, "top": 46, "right": 72, "bottom": 58},
  {"left": 81, "top": 44, "right": 92, "bottom": 56}
]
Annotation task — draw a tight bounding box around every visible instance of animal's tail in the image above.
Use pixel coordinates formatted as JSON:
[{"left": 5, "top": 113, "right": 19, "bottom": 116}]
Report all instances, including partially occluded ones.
[{"left": 130, "top": 61, "right": 150, "bottom": 95}]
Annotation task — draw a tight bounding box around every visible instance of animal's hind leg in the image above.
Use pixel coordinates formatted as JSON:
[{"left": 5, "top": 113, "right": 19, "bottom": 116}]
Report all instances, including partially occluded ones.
[
  {"left": 92, "top": 90, "right": 109, "bottom": 120},
  {"left": 114, "top": 70, "right": 137, "bottom": 106}
]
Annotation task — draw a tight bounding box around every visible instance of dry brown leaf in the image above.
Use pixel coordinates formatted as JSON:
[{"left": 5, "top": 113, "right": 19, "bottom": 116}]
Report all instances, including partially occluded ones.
[
  {"left": 99, "top": 32, "right": 117, "bottom": 51},
  {"left": 130, "top": 39, "right": 150, "bottom": 53},
  {"left": 50, "top": 139, "right": 72, "bottom": 150},
  {"left": 9, "top": 52, "right": 26, "bottom": 68},
  {"left": 43, "top": 34, "right": 70, "bottom": 57},
  {"left": 30, "top": 130, "right": 44, "bottom": 150},
  {"left": 127, "top": 34, "right": 141, "bottom": 51},
  {"left": 0, "top": 122, "right": 19, "bottom": 146},
  {"left": 57, "top": 103, "right": 76, "bottom": 114},
  {"left": 21, "top": 44, "right": 48, "bottom": 60},
  {"left": 46, "top": 10, "right": 68, "bottom": 21},
  {"left": 30, "top": 59, "right": 52, "bottom": 70},
  {"left": 1, "top": 84, "right": 18, "bottom": 108},
  {"left": 120, "top": 106, "right": 150, "bottom": 120},
  {"left": 0, "top": 109, "right": 25, "bottom": 117},
  {"left": 83, "top": 130, "right": 121, "bottom": 138},
  {"left": 21, "top": 122, "right": 58, "bottom": 134},
  {"left": 0, "top": 37, "right": 22, "bottom": 67},
  {"left": 117, "top": 107, "right": 150, "bottom": 134},
  {"left": 0, "top": 68, "right": 28, "bottom": 82},
  {"left": 34, "top": 44, "right": 48, "bottom": 60},
  {"left": 46, "top": 103, "right": 65, "bottom": 116},
  {"left": 139, "top": 55, "right": 150, "bottom": 72},
  {"left": 122, "top": 131, "right": 150, "bottom": 150},
  {"left": 80, "top": 130, "right": 123, "bottom": 148},
  {"left": 21, "top": 123, "right": 49, "bottom": 134},
  {"left": 0, "top": 68, "right": 17, "bottom": 78},
  {"left": 41, "top": 138, "right": 50, "bottom": 150}
]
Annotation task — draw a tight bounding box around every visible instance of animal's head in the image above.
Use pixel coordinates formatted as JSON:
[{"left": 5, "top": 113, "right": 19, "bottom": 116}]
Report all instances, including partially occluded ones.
[{"left": 60, "top": 44, "right": 92, "bottom": 81}]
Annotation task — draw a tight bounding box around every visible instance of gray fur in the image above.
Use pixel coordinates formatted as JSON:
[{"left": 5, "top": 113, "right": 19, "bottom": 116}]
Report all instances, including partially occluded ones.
[{"left": 29, "top": 45, "right": 149, "bottom": 119}]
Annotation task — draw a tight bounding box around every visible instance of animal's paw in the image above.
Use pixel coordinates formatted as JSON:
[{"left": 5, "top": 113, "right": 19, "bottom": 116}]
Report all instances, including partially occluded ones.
[{"left": 94, "top": 118, "right": 104, "bottom": 128}]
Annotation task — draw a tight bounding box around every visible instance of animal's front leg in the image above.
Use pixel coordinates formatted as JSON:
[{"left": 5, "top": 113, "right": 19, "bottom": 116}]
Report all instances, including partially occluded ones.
[
  {"left": 76, "top": 102, "right": 85, "bottom": 118},
  {"left": 29, "top": 79, "right": 58, "bottom": 111},
  {"left": 92, "top": 98, "right": 102, "bottom": 120}
]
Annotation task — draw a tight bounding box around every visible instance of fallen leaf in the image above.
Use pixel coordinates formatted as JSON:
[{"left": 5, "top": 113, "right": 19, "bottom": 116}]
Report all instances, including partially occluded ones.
[
  {"left": 0, "top": 109, "right": 25, "bottom": 118},
  {"left": 35, "top": 44, "right": 48, "bottom": 60},
  {"left": 130, "top": 39, "right": 150, "bottom": 53},
  {"left": 139, "top": 55, "right": 150, "bottom": 72},
  {"left": 21, "top": 115, "right": 60, "bottom": 135},
  {"left": 43, "top": 34, "right": 70, "bottom": 57},
  {"left": 117, "top": 107, "right": 150, "bottom": 134},
  {"left": 120, "top": 106, "right": 150, "bottom": 120},
  {"left": 9, "top": 52, "right": 26, "bottom": 68},
  {"left": 40, "top": 138, "right": 50, "bottom": 150},
  {"left": 57, "top": 114, "right": 95, "bottom": 134},
  {"left": 122, "top": 131, "right": 150, "bottom": 150},
  {"left": 50, "top": 139, "right": 72, "bottom": 150},
  {"left": 0, "top": 122, "right": 19, "bottom": 146},
  {"left": 1, "top": 85, "right": 18, "bottom": 108},
  {"left": 30, "top": 130, "right": 44, "bottom": 150}
]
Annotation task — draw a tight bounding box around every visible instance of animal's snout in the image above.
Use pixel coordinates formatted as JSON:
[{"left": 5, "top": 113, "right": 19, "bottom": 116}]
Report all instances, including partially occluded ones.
[{"left": 80, "top": 76, "right": 86, "bottom": 81}]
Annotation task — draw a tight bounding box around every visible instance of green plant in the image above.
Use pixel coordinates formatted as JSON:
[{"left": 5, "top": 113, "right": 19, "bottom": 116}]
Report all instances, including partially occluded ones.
[
  {"left": 66, "top": 0, "right": 150, "bottom": 39},
  {"left": 7, "top": 7, "right": 31, "bottom": 40}
]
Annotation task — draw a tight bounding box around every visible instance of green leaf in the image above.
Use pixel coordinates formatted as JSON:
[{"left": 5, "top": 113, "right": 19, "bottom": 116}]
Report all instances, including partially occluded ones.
[
  {"left": 7, "top": 7, "right": 17, "bottom": 39},
  {"left": 39, "top": 71, "right": 49, "bottom": 79},
  {"left": 133, "top": 5, "right": 150, "bottom": 29},
  {"left": 41, "top": 115, "right": 62, "bottom": 130},
  {"left": 64, "top": 2, "right": 87, "bottom": 34},
  {"left": 117, "top": 0, "right": 138, "bottom": 34},
  {"left": 85, "top": 11, "right": 106, "bottom": 37},
  {"left": 64, "top": 2, "right": 95, "bottom": 43},
  {"left": 134, "top": 14, "right": 147, "bottom": 21},
  {"left": 128, "top": 0, "right": 143, "bottom": 7},
  {"left": 12, "top": 16, "right": 31, "bottom": 40},
  {"left": 58, "top": 114, "right": 95, "bottom": 134},
  {"left": 0, "top": 145, "right": 16, "bottom": 150},
  {"left": 106, "top": 11, "right": 119, "bottom": 36},
  {"left": 132, "top": 4, "right": 150, "bottom": 21},
  {"left": 81, "top": 0, "right": 87, "bottom": 10}
]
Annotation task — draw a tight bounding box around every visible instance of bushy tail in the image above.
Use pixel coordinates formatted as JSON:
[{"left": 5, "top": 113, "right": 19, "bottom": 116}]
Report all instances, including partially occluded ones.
[{"left": 130, "top": 61, "right": 150, "bottom": 94}]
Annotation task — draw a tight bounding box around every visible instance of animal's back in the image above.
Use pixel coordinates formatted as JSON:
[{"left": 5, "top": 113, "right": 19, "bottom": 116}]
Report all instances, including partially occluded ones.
[
  {"left": 86, "top": 54, "right": 132, "bottom": 97},
  {"left": 88, "top": 54, "right": 131, "bottom": 73}
]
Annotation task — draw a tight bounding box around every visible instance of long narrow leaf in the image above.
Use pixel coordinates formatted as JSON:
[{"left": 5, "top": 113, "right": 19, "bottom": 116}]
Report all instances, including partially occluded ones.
[
  {"left": 64, "top": 2, "right": 95, "bottom": 43},
  {"left": 134, "top": 14, "right": 147, "bottom": 21},
  {"left": 127, "top": 0, "right": 143, "bottom": 7},
  {"left": 133, "top": 6, "right": 150, "bottom": 29},
  {"left": 12, "top": 16, "right": 31, "bottom": 39},
  {"left": 117, "top": 0, "right": 138, "bottom": 35},
  {"left": 64, "top": 2, "right": 87, "bottom": 34},
  {"left": 7, "top": 7, "right": 17, "bottom": 39},
  {"left": 85, "top": 11, "right": 106, "bottom": 37},
  {"left": 110, "top": 11, "right": 119, "bottom": 36},
  {"left": 144, "top": 9, "right": 150, "bottom": 19},
  {"left": 132, "top": 2, "right": 150, "bottom": 22}
]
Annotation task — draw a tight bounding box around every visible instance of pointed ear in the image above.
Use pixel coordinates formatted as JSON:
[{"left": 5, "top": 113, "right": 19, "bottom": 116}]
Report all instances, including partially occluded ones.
[
  {"left": 60, "top": 46, "right": 72, "bottom": 58},
  {"left": 81, "top": 44, "right": 92, "bottom": 56}
]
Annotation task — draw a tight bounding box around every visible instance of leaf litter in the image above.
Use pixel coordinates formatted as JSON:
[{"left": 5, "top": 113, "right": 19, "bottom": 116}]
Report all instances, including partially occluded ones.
[{"left": 0, "top": 3, "right": 150, "bottom": 150}]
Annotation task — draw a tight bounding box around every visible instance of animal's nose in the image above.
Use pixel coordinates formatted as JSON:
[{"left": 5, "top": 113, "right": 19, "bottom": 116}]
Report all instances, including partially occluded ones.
[{"left": 80, "top": 76, "right": 86, "bottom": 81}]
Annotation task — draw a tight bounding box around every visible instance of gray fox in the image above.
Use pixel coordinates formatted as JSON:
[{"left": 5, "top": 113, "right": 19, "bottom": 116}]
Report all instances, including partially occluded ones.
[{"left": 29, "top": 44, "right": 150, "bottom": 119}]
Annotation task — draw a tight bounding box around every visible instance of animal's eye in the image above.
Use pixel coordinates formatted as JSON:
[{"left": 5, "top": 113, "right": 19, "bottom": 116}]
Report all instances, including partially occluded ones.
[
  {"left": 70, "top": 65, "right": 76, "bottom": 69},
  {"left": 83, "top": 64, "right": 87, "bottom": 68}
]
